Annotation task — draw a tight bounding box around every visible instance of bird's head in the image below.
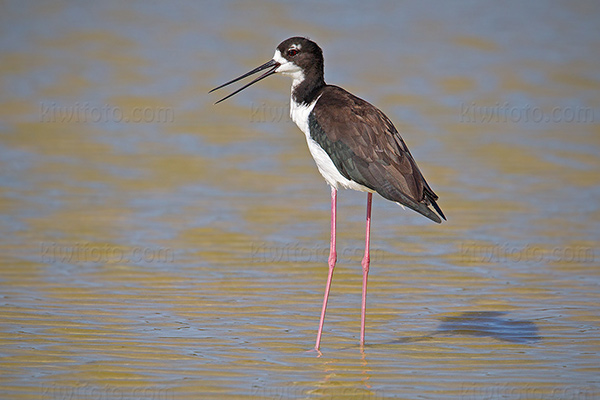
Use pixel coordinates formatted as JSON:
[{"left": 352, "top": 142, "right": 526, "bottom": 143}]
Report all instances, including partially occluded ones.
[{"left": 210, "top": 37, "right": 324, "bottom": 104}]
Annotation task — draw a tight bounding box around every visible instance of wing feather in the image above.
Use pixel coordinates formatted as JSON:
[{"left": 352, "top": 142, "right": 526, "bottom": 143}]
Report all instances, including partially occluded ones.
[{"left": 310, "top": 86, "right": 445, "bottom": 223}]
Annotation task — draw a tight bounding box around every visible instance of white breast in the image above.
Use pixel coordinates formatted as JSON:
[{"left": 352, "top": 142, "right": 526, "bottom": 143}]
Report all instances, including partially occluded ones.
[{"left": 290, "top": 96, "right": 373, "bottom": 193}]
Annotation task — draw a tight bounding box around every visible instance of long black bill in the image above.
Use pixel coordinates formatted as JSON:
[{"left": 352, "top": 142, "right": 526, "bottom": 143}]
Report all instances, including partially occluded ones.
[{"left": 209, "top": 59, "right": 280, "bottom": 104}]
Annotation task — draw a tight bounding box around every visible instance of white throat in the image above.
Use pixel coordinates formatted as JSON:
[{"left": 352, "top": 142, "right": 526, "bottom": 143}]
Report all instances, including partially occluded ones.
[
  {"left": 286, "top": 89, "right": 370, "bottom": 192},
  {"left": 272, "top": 48, "right": 369, "bottom": 191},
  {"left": 273, "top": 49, "right": 305, "bottom": 89}
]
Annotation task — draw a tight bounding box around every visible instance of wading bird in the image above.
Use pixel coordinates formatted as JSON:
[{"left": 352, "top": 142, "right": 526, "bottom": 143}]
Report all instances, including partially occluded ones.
[{"left": 210, "top": 37, "right": 445, "bottom": 351}]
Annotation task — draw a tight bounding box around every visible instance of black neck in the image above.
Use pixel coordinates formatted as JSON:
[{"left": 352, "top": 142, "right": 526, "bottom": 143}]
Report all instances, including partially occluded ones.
[{"left": 292, "top": 70, "right": 325, "bottom": 105}]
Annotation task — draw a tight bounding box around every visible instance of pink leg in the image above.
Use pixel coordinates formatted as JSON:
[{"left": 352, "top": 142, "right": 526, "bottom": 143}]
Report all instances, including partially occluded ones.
[
  {"left": 315, "top": 187, "right": 337, "bottom": 351},
  {"left": 360, "top": 192, "right": 372, "bottom": 347}
]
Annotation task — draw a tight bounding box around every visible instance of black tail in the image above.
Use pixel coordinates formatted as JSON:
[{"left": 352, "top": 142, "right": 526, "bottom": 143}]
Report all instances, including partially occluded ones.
[
  {"left": 423, "top": 184, "right": 446, "bottom": 222},
  {"left": 430, "top": 198, "right": 446, "bottom": 221}
]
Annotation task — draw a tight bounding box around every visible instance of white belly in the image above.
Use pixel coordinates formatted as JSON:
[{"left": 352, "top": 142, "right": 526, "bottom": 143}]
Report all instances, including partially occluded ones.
[{"left": 290, "top": 96, "right": 373, "bottom": 193}]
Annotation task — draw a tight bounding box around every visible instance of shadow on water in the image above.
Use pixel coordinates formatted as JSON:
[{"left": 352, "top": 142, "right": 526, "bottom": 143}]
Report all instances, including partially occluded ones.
[
  {"left": 386, "top": 311, "right": 541, "bottom": 346},
  {"left": 434, "top": 311, "right": 541, "bottom": 344}
]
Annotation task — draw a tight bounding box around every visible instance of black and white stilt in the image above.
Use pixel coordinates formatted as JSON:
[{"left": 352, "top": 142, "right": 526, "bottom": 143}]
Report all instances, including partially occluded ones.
[{"left": 210, "top": 37, "right": 445, "bottom": 352}]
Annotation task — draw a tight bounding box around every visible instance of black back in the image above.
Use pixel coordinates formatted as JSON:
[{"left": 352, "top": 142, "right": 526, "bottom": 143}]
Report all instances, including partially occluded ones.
[{"left": 309, "top": 85, "right": 445, "bottom": 223}]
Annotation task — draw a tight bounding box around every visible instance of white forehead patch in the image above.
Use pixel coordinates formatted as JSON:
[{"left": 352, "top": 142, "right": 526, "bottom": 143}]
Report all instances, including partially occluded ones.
[{"left": 273, "top": 49, "right": 286, "bottom": 64}]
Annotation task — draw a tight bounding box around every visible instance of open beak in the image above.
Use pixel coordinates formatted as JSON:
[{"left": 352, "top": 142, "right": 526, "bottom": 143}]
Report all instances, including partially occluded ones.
[{"left": 209, "top": 59, "right": 280, "bottom": 104}]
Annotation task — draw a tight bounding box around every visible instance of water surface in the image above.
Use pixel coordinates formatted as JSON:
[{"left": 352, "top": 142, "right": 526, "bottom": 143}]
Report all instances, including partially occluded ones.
[{"left": 1, "top": 1, "right": 599, "bottom": 399}]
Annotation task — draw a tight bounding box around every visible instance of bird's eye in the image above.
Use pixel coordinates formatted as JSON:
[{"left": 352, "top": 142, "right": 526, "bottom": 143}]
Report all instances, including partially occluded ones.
[{"left": 287, "top": 49, "right": 298, "bottom": 57}]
